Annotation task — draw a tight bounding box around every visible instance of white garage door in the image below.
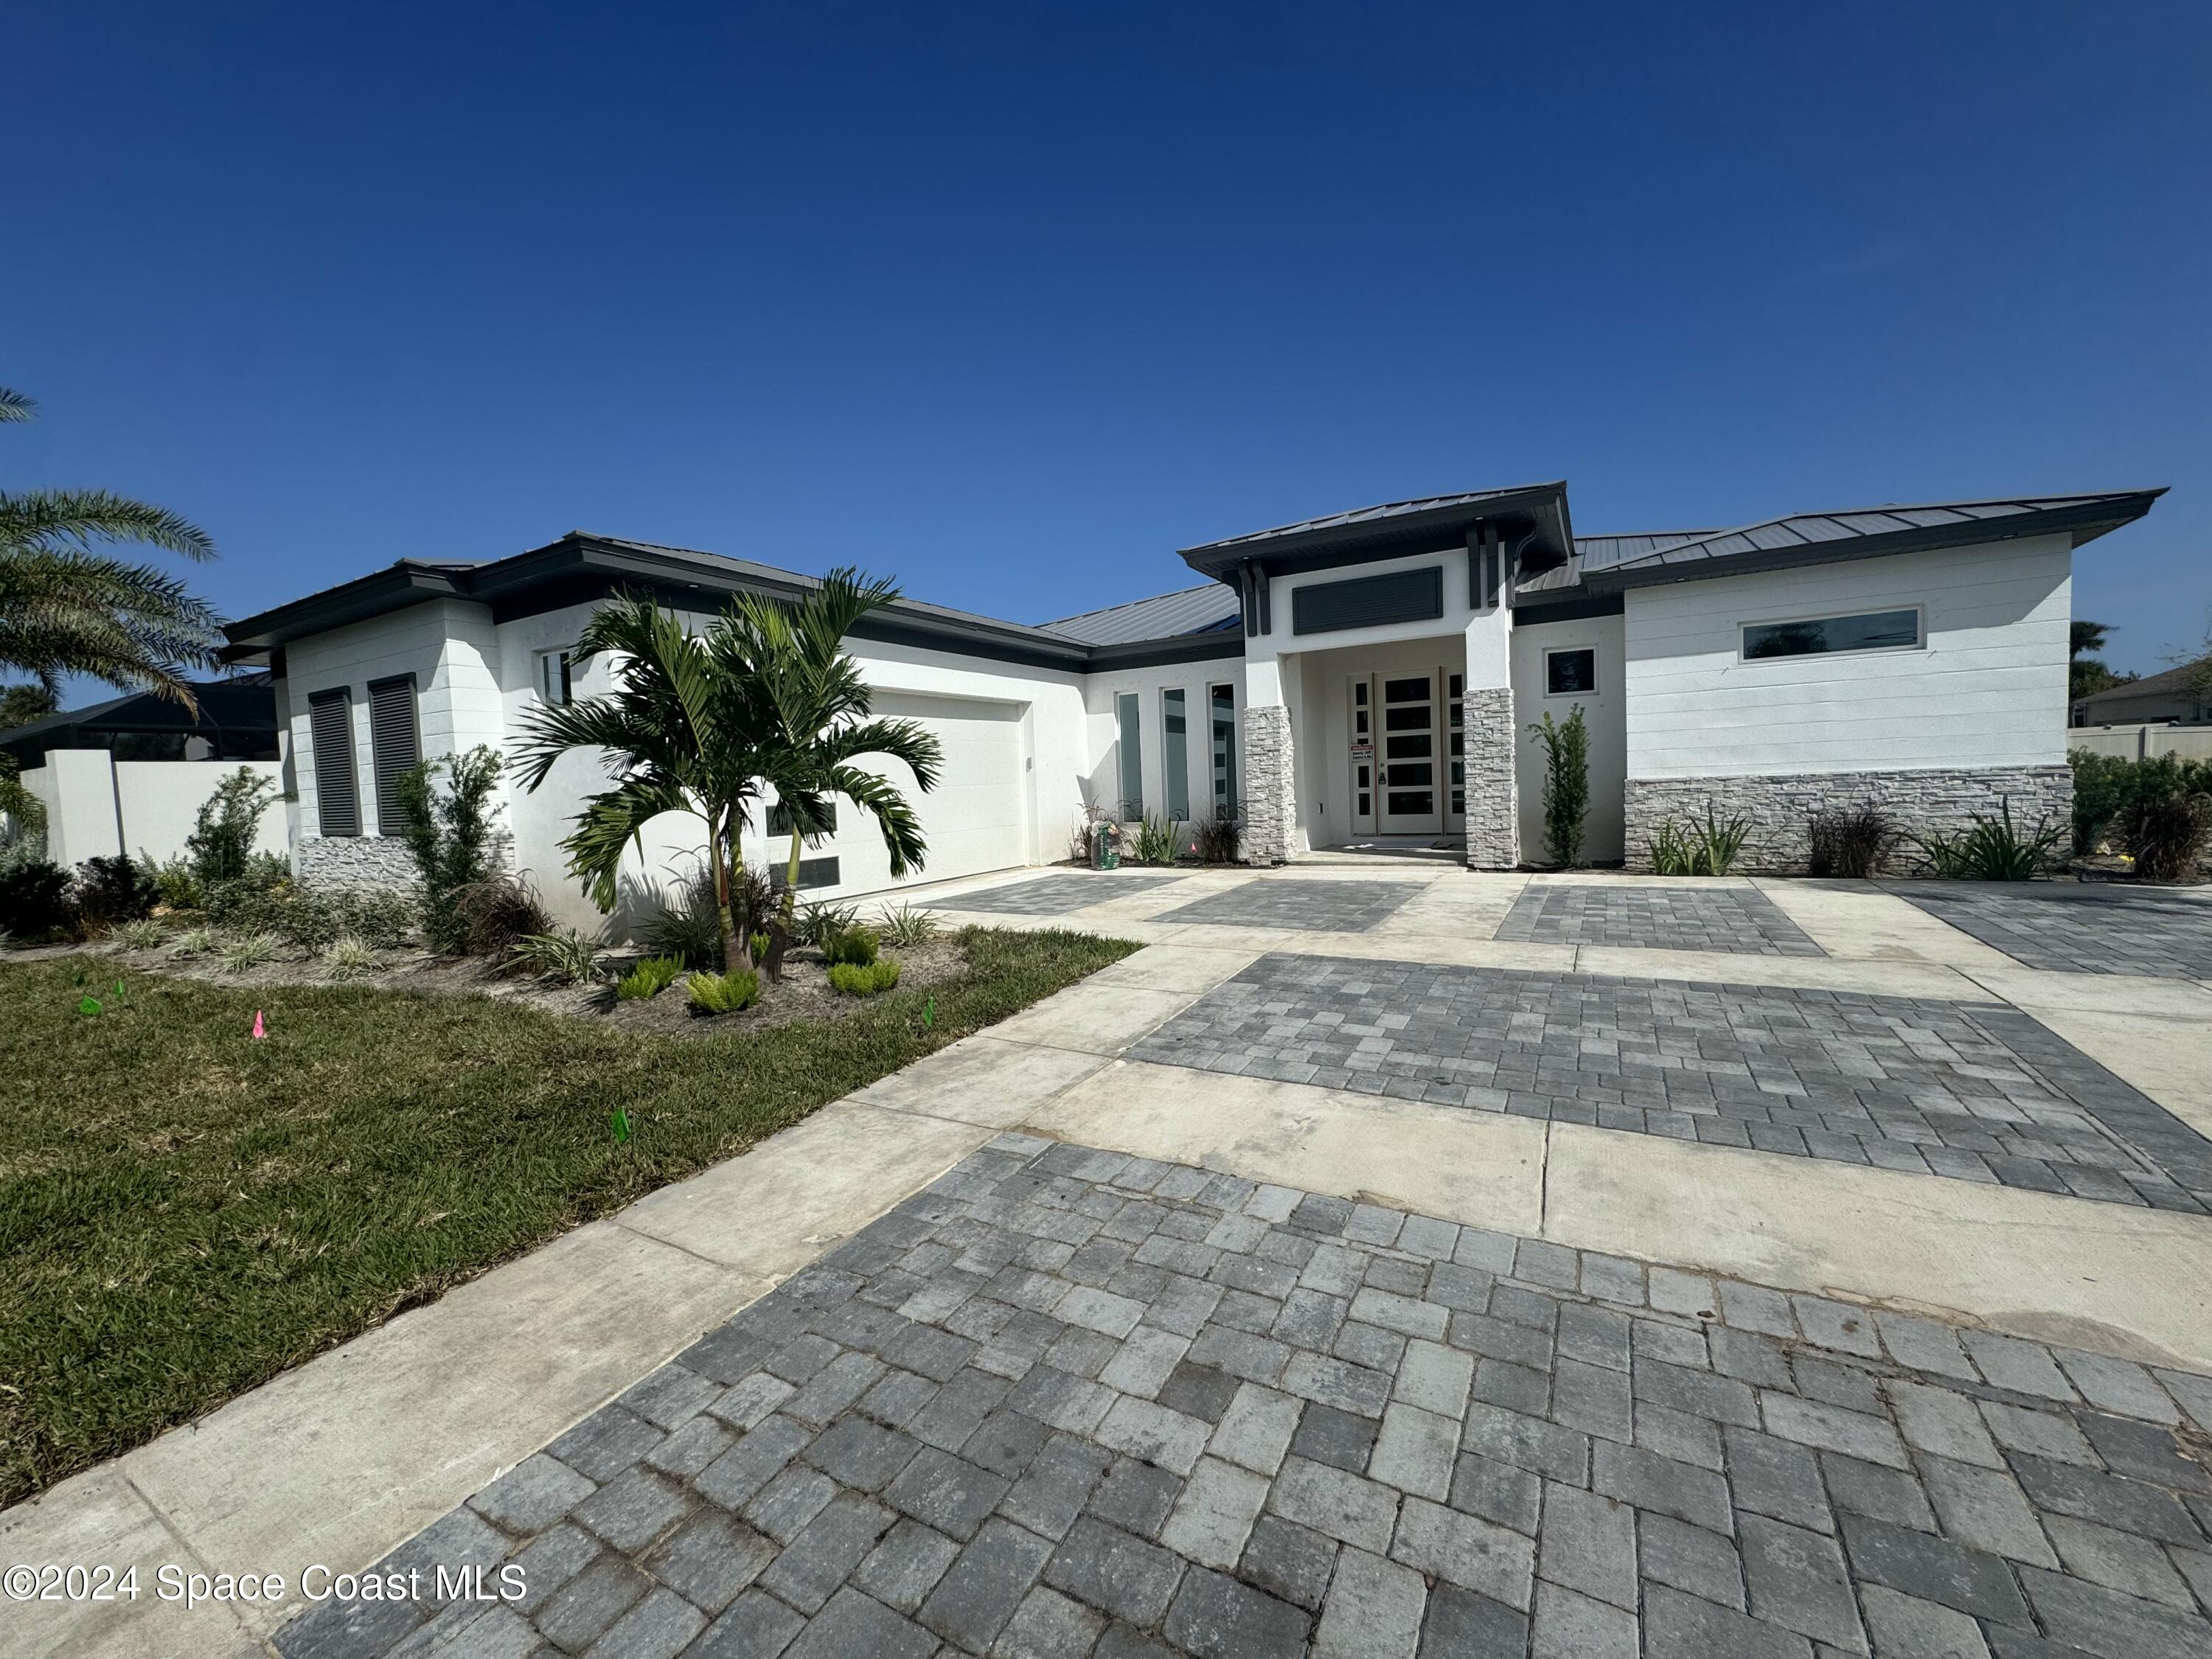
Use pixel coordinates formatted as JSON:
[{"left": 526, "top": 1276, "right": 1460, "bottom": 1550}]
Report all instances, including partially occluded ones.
[{"left": 830, "top": 692, "right": 1029, "bottom": 894}]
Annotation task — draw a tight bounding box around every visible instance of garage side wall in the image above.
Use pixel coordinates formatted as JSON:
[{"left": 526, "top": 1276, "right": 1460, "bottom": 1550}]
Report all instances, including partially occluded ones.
[{"left": 1621, "top": 535, "right": 2074, "bottom": 872}]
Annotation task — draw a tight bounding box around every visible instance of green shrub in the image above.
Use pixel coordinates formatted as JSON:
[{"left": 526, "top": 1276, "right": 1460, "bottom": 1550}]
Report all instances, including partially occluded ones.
[
  {"left": 1913, "top": 799, "right": 2067, "bottom": 880},
  {"left": 217, "top": 931, "right": 280, "bottom": 973},
  {"left": 686, "top": 967, "right": 760, "bottom": 1014},
  {"left": 796, "top": 897, "right": 860, "bottom": 947},
  {"left": 502, "top": 931, "right": 604, "bottom": 984},
  {"left": 112, "top": 919, "right": 169, "bottom": 951},
  {"left": 830, "top": 958, "right": 902, "bottom": 996},
  {"left": 616, "top": 955, "right": 685, "bottom": 1001},
  {"left": 73, "top": 855, "right": 159, "bottom": 928},
  {"left": 1528, "top": 706, "right": 1590, "bottom": 868},
  {"left": 2069, "top": 749, "right": 2139, "bottom": 855},
  {"left": 170, "top": 926, "right": 218, "bottom": 956},
  {"left": 641, "top": 863, "right": 771, "bottom": 971},
  {"left": 321, "top": 936, "right": 386, "bottom": 979},
  {"left": 394, "top": 746, "right": 504, "bottom": 952},
  {"left": 824, "top": 925, "right": 880, "bottom": 967},
  {"left": 1806, "top": 807, "right": 1901, "bottom": 879},
  {"left": 1132, "top": 813, "right": 1178, "bottom": 865},
  {"left": 209, "top": 881, "right": 416, "bottom": 950},
  {"left": 0, "top": 860, "right": 74, "bottom": 941},
  {"left": 1648, "top": 806, "right": 1749, "bottom": 876},
  {"left": 877, "top": 904, "right": 938, "bottom": 947},
  {"left": 751, "top": 931, "right": 771, "bottom": 964},
  {"left": 145, "top": 855, "right": 205, "bottom": 911},
  {"left": 184, "top": 768, "right": 279, "bottom": 886}
]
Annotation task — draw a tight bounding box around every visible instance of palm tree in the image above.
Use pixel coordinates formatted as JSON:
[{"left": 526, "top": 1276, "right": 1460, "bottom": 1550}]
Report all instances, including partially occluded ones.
[
  {"left": 514, "top": 596, "right": 772, "bottom": 973},
  {"left": 731, "top": 569, "right": 943, "bottom": 961},
  {"left": 0, "top": 387, "right": 223, "bottom": 711}
]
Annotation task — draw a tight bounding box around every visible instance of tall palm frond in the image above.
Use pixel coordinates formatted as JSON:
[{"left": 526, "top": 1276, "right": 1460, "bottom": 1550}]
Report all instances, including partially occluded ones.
[
  {"left": 0, "top": 390, "right": 220, "bottom": 710},
  {"left": 738, "top": 568, "right": 945, "bottom": 908},
  {"left": 514, "top": 594, "right": 771, "bottom": 966}
]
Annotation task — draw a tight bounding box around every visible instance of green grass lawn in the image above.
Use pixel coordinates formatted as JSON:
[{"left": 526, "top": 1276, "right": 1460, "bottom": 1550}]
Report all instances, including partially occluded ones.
[{"left": 0, "top": 927, "right": 1138, "bottom": 1508}]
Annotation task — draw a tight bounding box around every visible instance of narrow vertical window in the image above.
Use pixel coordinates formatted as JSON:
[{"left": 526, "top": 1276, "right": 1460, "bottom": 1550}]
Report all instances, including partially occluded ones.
[
  {"left": 367, "top": 674, "right": 421, "bottom": 835},
  {"left": 1210, "top": 683, "right": 1238, "bottom": 815},
  {"left": 537, "top": 647, "right": 573, "bottom": 706},
  {"left": 309, "top": 689, "right": 360, "bottom": 837},
  {"left": 1161, "top": 689, "right": 1189, "bottom": 821},
  {"left": 1116, "top": 692, "right": 1144, "bottom": 819}
]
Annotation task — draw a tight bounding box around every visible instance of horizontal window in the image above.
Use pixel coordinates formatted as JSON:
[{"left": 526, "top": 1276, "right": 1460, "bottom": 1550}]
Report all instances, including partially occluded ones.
[
  {"left": 768, "top": 801, "right": 838, "bottom": 838},
  {"left": 1384, "top": 734, "right": 1432, "bottom": 760},
  {"left": 1742, "top": 608, "right": 1921, "bottom": 661},
  {"left": 1386, "top": 791, "right": 1433, "bottom": 815}
]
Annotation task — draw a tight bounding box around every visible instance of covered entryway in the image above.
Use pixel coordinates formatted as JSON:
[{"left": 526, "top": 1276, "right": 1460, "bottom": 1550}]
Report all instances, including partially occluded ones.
[{"left": 1352, "top": 667, "right": 1467, "bottom": 838}]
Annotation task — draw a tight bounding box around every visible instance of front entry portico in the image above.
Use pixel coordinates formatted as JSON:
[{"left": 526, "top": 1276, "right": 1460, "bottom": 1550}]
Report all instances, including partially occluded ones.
[{"left": 1352, "top": 667, "right": 1467, "bottom": 838}]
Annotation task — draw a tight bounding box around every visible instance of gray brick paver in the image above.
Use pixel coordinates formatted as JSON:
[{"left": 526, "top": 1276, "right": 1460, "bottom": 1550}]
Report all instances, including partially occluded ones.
[{"left": 289, "top": 1136, "right": 2212, "bottom": 1659}]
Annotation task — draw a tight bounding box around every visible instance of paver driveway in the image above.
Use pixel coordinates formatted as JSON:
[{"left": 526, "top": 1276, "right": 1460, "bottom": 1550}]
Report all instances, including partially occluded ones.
[
  {"left": 1494, "top": 886, "right": 1823, "bottom": 957},
  {"left": 939, "top": 874, "right": 1192, "bottom": 915},
  {"left": 276, "top": 1135, "right": 2212, "bottom": 1659},
  {"left": 1889, "top": 883, "right": 2212, "bottom": 978},
  {"left": 1127, "top": 955, "right": 2212, "bottom": 1211},
  {"left": 1150, "top": 880, "right": 1419, "bottom": 934}
]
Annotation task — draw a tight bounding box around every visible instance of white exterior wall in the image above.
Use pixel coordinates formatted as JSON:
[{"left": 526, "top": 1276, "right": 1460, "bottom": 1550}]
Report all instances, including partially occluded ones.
[
  {"left": 285, "top": 599, "right": 511, "bottom": 841},
  {"left": 1510, "top": 614, "right": 1627, "bottom": 864},
  {"left": 1077, "top": 658, "right": 1245, "bottom": 840},
  {"left": 1623, "top": 535, "right": 2073, "bottom": 779},
  {"left": 17, "top": 752, "right": 287, "bottom": 866},
  {"left": 445, "top": 597, "right": 1115, "bottom": 931}
]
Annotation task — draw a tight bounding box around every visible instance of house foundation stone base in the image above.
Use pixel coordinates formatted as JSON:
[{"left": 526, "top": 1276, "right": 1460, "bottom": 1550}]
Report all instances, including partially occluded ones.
[
  {"left": 1463, "top": 686, "right": 1518, "bottom": 869},
  {"left": 1239, "top": 704, "right": 1295, "bottom": 864},
  {"left": 296, "top": 835, "right": 421, "bottom": 890},
  {"left": 1623, "top": 765, "right": 2075, "bottom": 874}
]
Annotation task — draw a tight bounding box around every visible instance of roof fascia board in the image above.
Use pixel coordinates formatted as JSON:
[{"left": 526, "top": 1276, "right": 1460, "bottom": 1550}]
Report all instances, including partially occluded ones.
[
  {"left": 223, "top": 564, "right": 473, "bottom": 651},
  {"left": 1586, "top": 497, "right": 2161, "bottom": 594},
  {"left": 1178, "top": 486, "right": 1572, "bottom": 580}
]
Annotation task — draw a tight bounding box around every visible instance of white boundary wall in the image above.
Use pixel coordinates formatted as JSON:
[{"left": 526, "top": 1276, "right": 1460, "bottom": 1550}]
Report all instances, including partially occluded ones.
[{"left": 18, "top": 752, "right": 288, "bottom": 867}]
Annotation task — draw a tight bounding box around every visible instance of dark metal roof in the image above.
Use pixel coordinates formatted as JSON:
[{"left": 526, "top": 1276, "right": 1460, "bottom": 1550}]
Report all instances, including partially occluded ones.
[
  {"left": 1178, "top": 483, "right": 1576, "bottom": 579},
  {"left": 225, "top": 534, "right": 1246, "bottom": 678},
  {"left": 1575, "top": 490, "right": 2164, "bottom": 592},
  {"left": 0, "top": 678, "right": 278, "bottom": 764},
  {"left": 1042, "top": 584, "right": 1242, "bottom": 646}
]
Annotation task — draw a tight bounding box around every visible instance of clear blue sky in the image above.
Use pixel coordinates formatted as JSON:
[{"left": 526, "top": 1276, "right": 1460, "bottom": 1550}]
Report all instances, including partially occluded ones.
[{"left": 8, "top": 1, "right": 2208, "bottom": 681}]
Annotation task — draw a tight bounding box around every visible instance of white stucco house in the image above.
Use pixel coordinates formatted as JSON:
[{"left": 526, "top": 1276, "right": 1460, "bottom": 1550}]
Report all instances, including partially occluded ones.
[{"left": 219, "top": 482, "right": 2164, "bottom": 928}]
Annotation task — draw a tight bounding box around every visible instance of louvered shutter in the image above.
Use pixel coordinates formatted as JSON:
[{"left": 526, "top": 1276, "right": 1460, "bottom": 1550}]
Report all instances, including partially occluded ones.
[
  {"left": 309, "top": 689, "right": 361, "bottom": 836},
  {"left": 366, "top": 675, "right": 421, "bottom": 835}
]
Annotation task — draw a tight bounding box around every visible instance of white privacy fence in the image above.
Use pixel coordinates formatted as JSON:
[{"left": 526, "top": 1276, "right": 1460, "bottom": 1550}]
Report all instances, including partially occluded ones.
[
  {"left": 15, "top": 752, "right": 289, "bottom": 866},
  {"left": 2068, "top": 724, "right": 2212, "bottom": 763}
]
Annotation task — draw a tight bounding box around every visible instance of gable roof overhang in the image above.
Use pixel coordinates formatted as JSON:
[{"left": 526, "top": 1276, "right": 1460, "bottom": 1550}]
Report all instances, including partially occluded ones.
[
  {"left": 1575, "top": 490, "right": 2166, "bottom": 594},
  {"left": 1175, "top": 483, "right": 1576, "bottom": 585}
]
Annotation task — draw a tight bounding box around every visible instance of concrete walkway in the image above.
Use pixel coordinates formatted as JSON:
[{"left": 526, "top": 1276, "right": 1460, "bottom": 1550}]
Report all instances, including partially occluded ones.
[{"left": 7, "top": 865, "right": 2211, "bottom": 1655}]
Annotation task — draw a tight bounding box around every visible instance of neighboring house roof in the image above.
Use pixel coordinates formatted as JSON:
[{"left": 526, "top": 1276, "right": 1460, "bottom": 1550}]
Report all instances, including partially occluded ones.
[
  {"left": 0, "top": 678, "right": 278, "bottom": 765},
  {"left": 1042, "top": 584, "right": 1242, "bottom": 645},
  {"left": 2078, "top": 661, "right": 2211, "bottom": 714}
]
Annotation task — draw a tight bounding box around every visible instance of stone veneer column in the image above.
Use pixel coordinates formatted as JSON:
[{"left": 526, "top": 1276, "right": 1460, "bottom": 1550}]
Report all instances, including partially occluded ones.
[
  {"left": 1239, "top": 703, "right": 1295, "bottom": 865},
  {"left": 1461, "top": 687, "right": 1519, "bottom": 869}
]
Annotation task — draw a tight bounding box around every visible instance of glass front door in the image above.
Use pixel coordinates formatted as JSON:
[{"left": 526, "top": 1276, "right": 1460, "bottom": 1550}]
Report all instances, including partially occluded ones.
[{"left": 1378, "top": 672, "right": 1440, "bottom": 833}]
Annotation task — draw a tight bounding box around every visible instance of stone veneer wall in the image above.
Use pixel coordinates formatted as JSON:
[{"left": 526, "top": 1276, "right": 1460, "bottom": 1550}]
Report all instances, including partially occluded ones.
[
  {"left": 1461, "top": 686, "right": 1519, "bottom": 869},
  {"left": 296, "top": 835, "right": 421, "bottom": 889},
  {"left": 1623, "top": 765, "right": 2074, "bottom": 874},
  {"left": 1239, "top": 704, "right": 1295, "bottom": 864}
]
